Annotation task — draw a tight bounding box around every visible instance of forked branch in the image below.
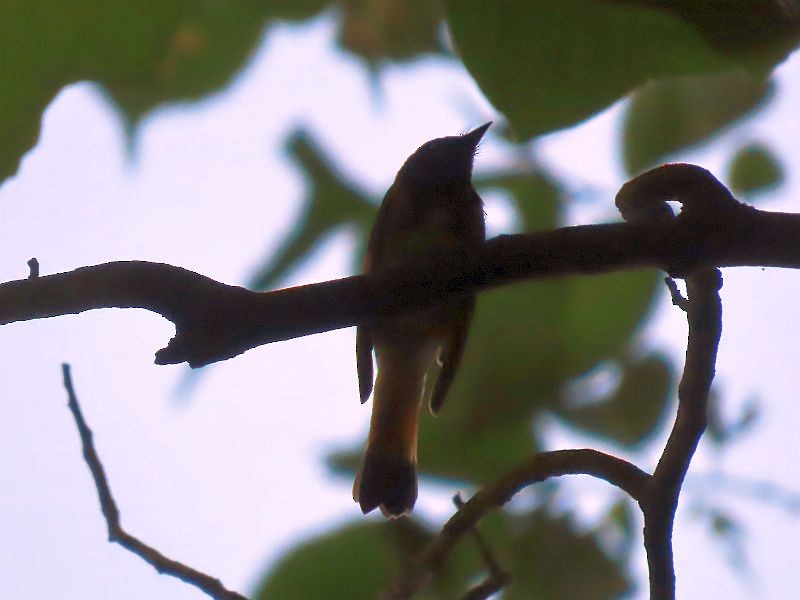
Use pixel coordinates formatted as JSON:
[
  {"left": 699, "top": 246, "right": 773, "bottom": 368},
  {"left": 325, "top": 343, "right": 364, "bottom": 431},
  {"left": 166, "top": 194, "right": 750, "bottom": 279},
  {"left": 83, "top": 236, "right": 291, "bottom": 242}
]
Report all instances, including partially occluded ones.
[{"left": 61, "top": 364, "right": 248, "bottom": 600}]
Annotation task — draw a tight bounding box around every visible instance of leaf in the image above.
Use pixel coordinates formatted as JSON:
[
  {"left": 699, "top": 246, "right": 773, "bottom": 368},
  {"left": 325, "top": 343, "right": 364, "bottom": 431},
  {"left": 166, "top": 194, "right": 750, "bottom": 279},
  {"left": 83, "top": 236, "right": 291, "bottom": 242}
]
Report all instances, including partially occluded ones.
[
  {"left": 504, "top": 510, "right": 633, "bottom": 599},
  {"left": 706, "top": 389, "right": 761, "bottom": 447},
  {"left": 250, "top": 129, "right": 377, "bottom": 289},
  {"left": 253, "top": 519, "right": 479, "bottom": 599},
  {"left": 475, "top": 169, "right": 561, "bottom": 229},
  {"left": 727, "top": 143, "right": 784, "bottom": 196},
  {"left": 559, "top": 271, "right": 660, "bottom": 376},
  {"left": 443, "top": 0, "right": 799, "bottom": 139},
  {"left": 253, "top": 521, "right": 411, "bottom": 600},
  {"left": 561, "top": 353, "right": 674, "bottom": 447},
  {"left": 622, "top": 72, "right": 772, "bottom": 175},
  {"left": 443, "top": 0, "right": 733, "bottom": 139},
  {"left": 0, "top": 0, "right": 326, "bottom": 182},
  {"left": 600, "top": 498, "right": 637, "bottom": 558},
  {"left": 336, "top": 0, "right": 444, "bottom": 64},
  {"left": 698, "top": 505, "right": 749, "bottom": 571}
]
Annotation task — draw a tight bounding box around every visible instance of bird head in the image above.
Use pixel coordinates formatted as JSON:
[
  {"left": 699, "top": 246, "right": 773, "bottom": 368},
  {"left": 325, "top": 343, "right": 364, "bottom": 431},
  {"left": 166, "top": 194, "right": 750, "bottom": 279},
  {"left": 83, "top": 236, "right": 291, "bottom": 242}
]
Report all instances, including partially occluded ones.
[{"left": 395, "top": 122, "right": 491, "bottom": 191}]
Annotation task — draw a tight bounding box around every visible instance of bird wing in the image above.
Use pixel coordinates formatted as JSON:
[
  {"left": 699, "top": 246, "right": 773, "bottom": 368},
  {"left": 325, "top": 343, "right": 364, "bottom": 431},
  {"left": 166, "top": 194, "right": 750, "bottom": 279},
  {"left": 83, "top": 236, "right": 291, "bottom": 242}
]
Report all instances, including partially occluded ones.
[
  {"left": 356, "top": 184, "right": 396, "bottom": 403},
  {"left": 429, "top": 295, "right": 475, "bottom": 414},
  {"left": 356, "top": 325, "right": 374, "bottom": 403}
]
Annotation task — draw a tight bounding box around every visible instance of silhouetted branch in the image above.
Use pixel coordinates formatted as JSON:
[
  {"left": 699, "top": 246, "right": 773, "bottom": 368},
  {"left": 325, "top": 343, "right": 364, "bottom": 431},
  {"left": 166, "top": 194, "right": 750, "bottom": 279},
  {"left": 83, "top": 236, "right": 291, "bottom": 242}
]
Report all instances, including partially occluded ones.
[
  {"left": 386, "top": 449, "right": 649, "bottom": 599},
  {"left": 641, "top": 269, "right": 722, "bottom": 600},
  {"left": 452, "top": 493, "right": 512, "bottom": 600},
  {"left": 1, "top": 163, "right": 799, "bottom": 368},
  {"left": 61, "top": 364, "right": 248, "bottom": 600},
  {"left": 617, "top": 164, "right": 725, "bottom": 600}
]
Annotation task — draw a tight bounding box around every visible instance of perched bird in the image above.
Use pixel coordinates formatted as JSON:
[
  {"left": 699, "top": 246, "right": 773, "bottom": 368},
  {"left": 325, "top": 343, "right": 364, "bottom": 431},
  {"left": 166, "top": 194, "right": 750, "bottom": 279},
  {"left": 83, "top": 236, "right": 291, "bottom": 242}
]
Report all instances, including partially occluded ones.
[{"left": 353, "top": 123, "right": 490, "bottom": 517}]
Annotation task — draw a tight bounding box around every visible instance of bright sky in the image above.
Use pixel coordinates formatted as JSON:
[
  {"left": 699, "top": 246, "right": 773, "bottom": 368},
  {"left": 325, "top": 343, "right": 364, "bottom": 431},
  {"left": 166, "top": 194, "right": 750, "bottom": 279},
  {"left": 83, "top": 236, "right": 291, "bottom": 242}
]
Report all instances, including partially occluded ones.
[{"left": 2, "top": 14, "right": 800, "bottom": 600}]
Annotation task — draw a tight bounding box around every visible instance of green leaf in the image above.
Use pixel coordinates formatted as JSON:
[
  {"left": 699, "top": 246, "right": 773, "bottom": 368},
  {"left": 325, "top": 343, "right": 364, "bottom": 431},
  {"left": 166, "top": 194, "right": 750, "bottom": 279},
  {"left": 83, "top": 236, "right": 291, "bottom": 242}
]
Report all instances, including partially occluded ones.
[
  {"left": 444, "top": 0, "right": 741, "bottom": 139},
  {"left": 602, "top": 497, "right": 637, "bottom": 558},
  {"left": 254, "top": 521, "right": 411, "bottom": 600},
  {"left": 504, "top": 510, "right": 633, "bottom": 599},
  {"left": 253, "top": 519, "right": 479, "bottom": 599},
  {"left": 622, "top": 72, "right": 772, "bottom": 175},
  {"left": 561, "top": 353, "right": 674, "bottom": 447},
  {"left": 250, "top": 129, "right": 377, "bottom": 289},
  {"left": 475, "top": 169, "right": 561, "bottom": 229},
  {"left": 336, "top": 0, "right": 444, "bottom": 65},
  {"left": 559, "top": 271, "right": 660, "bottom": 376},
  {"left": 442, "top": 270, "right": 658, "bottom": 420},
  {"left": 0, "top": 0, "right": 326, "bottom": 182},
  {"left": 443, "top": 1, "right": 800, "bottom": 140},
  {"left": 727, "top": 143, "right": 784, "bottom": 196}
]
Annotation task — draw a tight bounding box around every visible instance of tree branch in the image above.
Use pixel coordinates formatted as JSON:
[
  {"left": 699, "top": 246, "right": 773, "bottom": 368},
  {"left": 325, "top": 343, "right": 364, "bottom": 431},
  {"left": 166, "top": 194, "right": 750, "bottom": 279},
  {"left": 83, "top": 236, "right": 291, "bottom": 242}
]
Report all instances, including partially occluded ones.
[
  {"left": 616, "top": 163, "right": 725, "bottom": 600},
  {"left": 640, "top": 269, "right": 722, "bottom": 599},
  {"left": 61, "top": 364, "right": 248, "bottom": 600},
  {"left": 386, "top": 449, "right": 650, "bottom": 599},
  {"left": 452, "top": 492, "right": 512, "bottom": 600},
  {"left": 0, "top": 163, "right": 796, "bottom": 367}
]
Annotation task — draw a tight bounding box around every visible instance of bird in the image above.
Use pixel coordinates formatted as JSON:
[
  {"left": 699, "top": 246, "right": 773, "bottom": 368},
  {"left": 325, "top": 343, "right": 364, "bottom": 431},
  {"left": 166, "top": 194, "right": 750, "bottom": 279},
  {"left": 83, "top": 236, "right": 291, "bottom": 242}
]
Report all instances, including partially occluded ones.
[{"left": 353, "top": 122, "right": 490, "bottom": 517}]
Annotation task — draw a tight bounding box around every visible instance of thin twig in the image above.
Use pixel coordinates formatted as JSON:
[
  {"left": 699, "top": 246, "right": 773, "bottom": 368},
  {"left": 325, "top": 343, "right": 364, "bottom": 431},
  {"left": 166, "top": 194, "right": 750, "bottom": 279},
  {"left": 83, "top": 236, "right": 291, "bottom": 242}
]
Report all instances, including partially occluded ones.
[
  {"left": 663, "top": 277, "right": 688, "bottom": 311},
  {"left": 61, "top": 364, "right": 248, "bottom": 600},
  {"left": 452, "top": 493, "right": 512, "bottom": 600},
  {"left": 386, "top": 449, "right": 650, "bottom": 598},
  {"left": 27, "top": 257, "right": 39, "bottom": 279}
]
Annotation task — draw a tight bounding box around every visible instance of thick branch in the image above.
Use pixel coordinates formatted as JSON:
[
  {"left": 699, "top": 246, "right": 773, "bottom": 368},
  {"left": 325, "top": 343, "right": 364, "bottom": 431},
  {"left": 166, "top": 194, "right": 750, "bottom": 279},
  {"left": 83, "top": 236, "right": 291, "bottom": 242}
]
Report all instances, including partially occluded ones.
[
  {"left": 61, "top": 364, "right": 248, "bottom": 600},
  {"left": 386, "top": 449, "right": 650, "bottom": 599},
  {"left": 0, "top": 203, "right": 793, "bottom": 367}
]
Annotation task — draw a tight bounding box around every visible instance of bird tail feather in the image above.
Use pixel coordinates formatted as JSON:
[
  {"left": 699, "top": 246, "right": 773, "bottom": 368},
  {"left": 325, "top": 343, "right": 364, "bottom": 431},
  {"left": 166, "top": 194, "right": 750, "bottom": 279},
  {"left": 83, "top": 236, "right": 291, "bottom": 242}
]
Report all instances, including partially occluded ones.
[{"left": 354, "top": 345, "right": 430, "bottom": 517}]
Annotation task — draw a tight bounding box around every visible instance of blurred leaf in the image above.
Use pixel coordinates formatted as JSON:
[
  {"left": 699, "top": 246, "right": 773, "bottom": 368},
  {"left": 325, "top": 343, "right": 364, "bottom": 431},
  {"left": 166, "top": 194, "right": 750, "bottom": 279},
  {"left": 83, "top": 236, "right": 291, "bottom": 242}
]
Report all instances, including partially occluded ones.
[
  {"left": 434, "top": 269, "right": 658, "bottom": 443},
  {"left": 250, "top": 129, "right": 377, "bottom": 289},
  {"left": 622, "top": 72, "right": 772, "bottom": 175},
  {"left": 560, "top": 271, "right": 660, "bottom": 376},
  {"left": 727, "top": 143, "right": 785, "bottom": 196},
  {"left": 475, "top": 169, "right": 561, "bottom": 229},
  {"left": 707, "top": 390, "right": 761, "bottom": 447},
  {"left": 443, "top": 1, "right": 800, "bottom": 139},
  {"left": 696, "top": 505, "right": 750, "bottom": 572},
  {"left": 599, "top": 498, "right": 637, "bottom": 558},
  {"left": 504, "top": 510, "right": 634, "bottom": 599},
  {"left": 561, "top": 353, "right": 674, "bottom": 447},
  {"left": 641, "top": 0, "right": 800, "bottom": 69},
  {"left": 337, "top": 0, "right": 444, "bottom": 64},
  {"left": 0, "top": 0, "right": 325, "bottom": 182},
  {"left": 253, "top": 518, "right": 480, "bottom": 599},
  {"left": 254, "top": 520, "right": 410, "bottom": 599}
]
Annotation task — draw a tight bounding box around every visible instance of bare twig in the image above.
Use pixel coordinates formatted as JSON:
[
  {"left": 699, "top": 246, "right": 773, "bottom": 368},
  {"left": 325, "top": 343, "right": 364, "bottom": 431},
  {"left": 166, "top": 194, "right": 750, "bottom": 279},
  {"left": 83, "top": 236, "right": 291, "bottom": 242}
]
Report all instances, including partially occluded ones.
[
  {"left": 664, "top": 277, "right": 688, "bottom": 311},
  {"left": 386, "top": 449, "right": 649, "bottom": 598},
  {"left": 27, "top": 257, "right": 39, "bottom": 279},
  {"left": 61, "top": 364, "right": 248, "bottom": 600},
  {"left": 452, "top": 493, "right": 511, "bottom": 600},
  {"left": 0, "top": 164, "right": 797, "bottom": 367}
]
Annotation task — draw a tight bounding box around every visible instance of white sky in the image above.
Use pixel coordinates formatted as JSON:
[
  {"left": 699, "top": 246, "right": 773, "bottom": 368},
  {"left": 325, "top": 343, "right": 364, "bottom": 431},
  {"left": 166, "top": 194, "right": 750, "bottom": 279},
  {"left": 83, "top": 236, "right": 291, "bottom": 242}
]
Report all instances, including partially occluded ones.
[{"left": 2, "top": 14, "right": 800, "bottom": 599}]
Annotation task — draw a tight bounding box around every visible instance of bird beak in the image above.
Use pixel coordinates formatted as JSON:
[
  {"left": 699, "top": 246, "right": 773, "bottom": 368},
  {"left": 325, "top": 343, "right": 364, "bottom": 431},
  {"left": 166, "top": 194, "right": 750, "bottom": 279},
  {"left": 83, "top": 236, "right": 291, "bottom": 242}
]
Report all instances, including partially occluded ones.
[{"left": 462, "top": 121, "right": 492, "bottom": 147}]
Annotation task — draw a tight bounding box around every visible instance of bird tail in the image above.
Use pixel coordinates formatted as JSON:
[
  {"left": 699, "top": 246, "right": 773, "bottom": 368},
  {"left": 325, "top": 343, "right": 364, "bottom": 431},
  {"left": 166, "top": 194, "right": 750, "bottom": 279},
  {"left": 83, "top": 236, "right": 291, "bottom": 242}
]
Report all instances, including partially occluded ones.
[{"left": 353, "top": 344, "right": 430, "bottom": 517}]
